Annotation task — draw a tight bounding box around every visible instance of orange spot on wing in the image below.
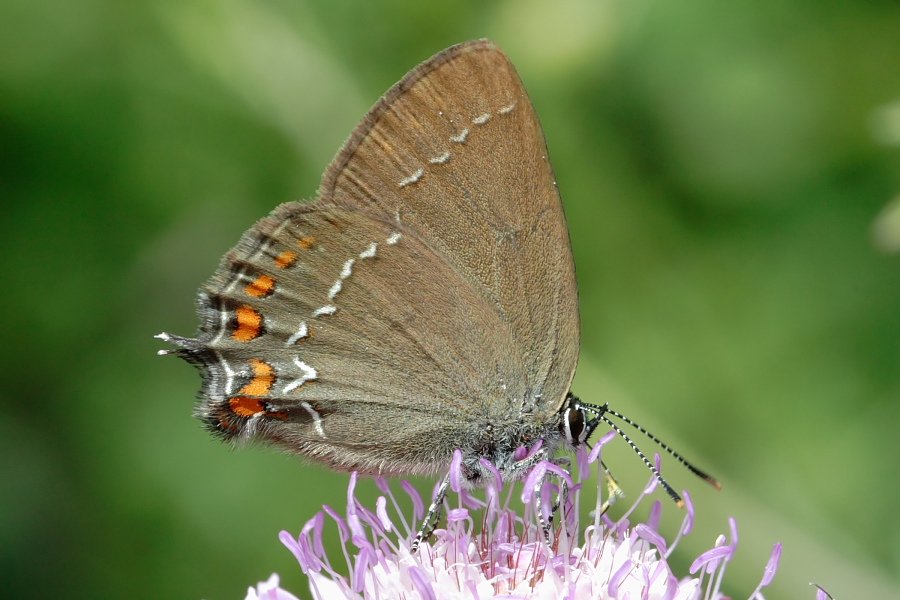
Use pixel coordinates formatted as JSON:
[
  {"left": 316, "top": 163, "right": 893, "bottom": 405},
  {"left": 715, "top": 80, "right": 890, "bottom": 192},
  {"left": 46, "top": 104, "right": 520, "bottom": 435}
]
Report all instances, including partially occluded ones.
[
  {"left": 274, "top": 250, "right": 297, "bottom": 269},
  {"left": 245, "top": 274, "right": 275, "bottom": 297},
  {"left": 229, "top": 395, "right": 265, "bottom": 417},
  {"left": 232, "top": 305, "right": 263, "bottom": 342},
  {"left": 298, "top": 236, "right": 316, "bottom": 249},
  {"left": 239, "top": 358, "right": 275, "bottom": 397}
]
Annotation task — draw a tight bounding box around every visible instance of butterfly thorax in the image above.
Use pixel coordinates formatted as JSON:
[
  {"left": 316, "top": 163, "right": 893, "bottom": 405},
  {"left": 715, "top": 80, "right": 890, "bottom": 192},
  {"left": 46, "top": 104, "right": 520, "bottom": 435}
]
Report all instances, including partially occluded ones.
[{"left": 449, "top": 405, "right": 569, "bottom": 489}]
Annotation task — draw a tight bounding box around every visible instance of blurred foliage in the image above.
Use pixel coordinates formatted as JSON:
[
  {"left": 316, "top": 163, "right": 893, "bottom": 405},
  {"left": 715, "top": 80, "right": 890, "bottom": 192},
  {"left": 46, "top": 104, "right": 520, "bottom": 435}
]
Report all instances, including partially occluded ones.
[{"left": 2, "top": 1, "right": 899, "bottom": 599}]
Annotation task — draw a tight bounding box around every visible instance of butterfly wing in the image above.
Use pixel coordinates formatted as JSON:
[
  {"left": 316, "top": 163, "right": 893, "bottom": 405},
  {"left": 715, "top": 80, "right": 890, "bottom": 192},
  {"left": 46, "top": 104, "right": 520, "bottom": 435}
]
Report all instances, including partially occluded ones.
[
  {"left": 160, "top": 40, "right": 579, "bottom": 477},
  {"left": 320, "top": 40, "right": 580, "bottom": 424}
]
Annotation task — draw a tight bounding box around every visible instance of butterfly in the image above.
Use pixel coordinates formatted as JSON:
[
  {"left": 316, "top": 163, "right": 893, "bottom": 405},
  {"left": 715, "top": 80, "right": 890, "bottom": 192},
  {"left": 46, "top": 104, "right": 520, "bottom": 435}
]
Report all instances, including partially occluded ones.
[{"left": 157, "top": 39, "right": 718, "bottom": 549}]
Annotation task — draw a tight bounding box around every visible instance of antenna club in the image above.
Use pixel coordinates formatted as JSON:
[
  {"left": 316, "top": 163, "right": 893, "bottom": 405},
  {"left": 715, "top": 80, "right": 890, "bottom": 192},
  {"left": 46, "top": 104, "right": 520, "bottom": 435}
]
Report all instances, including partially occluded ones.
[{"left": 676, "top": 499, "right": 685, "bottom": 509}]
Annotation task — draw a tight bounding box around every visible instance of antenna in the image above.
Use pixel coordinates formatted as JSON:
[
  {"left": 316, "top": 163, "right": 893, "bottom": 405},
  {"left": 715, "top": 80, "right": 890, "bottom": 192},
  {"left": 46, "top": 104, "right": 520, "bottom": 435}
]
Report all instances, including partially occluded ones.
[{"left": 577, "top": 399, "right": 721, "bottom": 507}]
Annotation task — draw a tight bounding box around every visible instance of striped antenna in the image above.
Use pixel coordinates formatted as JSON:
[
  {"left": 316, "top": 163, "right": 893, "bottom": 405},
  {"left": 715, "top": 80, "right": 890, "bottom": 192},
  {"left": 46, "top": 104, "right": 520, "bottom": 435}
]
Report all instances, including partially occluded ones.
[{"left": 577, "top": 399, "right": 721, "bottom": 507}]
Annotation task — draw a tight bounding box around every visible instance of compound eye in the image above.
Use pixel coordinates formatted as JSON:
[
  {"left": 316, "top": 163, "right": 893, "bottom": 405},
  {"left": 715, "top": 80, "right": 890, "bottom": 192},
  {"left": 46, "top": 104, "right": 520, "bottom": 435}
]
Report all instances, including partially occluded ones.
[{"left": 562, "top": 403, "right": 586, "bottom": 445}]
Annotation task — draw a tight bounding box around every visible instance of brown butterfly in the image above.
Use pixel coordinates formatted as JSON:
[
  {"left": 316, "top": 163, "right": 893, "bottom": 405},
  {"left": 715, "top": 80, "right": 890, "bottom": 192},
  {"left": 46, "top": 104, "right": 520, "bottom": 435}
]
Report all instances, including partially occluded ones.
[{"left": 158, "top": 39, "right": 718, "bottom": 549}]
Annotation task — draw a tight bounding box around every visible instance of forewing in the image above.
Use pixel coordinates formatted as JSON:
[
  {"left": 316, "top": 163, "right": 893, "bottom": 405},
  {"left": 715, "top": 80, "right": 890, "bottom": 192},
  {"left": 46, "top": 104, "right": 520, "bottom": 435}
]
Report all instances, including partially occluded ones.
[{"left": 320, "top": 40, "right": 580, "bottom": 419}]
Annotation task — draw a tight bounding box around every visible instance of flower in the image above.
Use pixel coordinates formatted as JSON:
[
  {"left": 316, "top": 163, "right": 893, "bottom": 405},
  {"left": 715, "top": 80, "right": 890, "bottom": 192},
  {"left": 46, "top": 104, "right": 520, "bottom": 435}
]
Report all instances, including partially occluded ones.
[
  {"left": 250, "top": 438, "right": 783, "bottom": 599},
  {"left": 243, "top": 573, "right": 301, "bottom": 600}
]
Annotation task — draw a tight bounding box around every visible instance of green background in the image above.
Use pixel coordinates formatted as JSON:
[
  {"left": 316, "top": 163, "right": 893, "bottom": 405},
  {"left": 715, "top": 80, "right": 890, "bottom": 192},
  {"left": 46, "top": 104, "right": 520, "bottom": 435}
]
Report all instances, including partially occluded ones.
[{"left": 3, "top": 1, "right": 899, "bottom": 599}]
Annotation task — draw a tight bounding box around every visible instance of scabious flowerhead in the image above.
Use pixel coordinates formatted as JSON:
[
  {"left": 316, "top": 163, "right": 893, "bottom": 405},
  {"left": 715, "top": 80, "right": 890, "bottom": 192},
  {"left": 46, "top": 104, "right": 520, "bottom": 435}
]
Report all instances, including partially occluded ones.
[{"left": 252, "top": 436, "right": 783, "bottom": 599}]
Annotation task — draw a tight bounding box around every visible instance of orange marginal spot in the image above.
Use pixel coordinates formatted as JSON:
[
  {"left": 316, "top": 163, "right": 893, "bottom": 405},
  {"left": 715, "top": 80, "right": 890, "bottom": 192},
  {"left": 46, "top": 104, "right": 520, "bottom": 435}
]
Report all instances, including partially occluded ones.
[
  {"left": 238, "top": 358, "right": 275, "bottom": 397},
  {"left": 274, "top": 250, "right": 298, "bottom": 269},
  {"left": 229, "top": 395, "right": 265, "bottom": 417},
  {"left": 232, "top": 305, "right": 263, "bottom": 342},
  {"left": 298, "top": 236, "right": 316, "bottom": 249},
  {"left": 245, "top": 274, "right": 275, "bottom": 298}
]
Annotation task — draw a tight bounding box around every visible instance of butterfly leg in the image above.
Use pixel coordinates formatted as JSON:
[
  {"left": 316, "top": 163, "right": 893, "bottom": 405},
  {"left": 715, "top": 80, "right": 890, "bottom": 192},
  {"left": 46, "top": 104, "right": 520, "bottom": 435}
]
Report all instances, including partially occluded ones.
[
  {"left": 411, "top": 471, "right": 452, "bottom": 553},
  {"left": 537, "top": 456, "right": 573, "bottom": 543},
  {"left": 501, "top": 451, "right": 570, "bottom": 544}
]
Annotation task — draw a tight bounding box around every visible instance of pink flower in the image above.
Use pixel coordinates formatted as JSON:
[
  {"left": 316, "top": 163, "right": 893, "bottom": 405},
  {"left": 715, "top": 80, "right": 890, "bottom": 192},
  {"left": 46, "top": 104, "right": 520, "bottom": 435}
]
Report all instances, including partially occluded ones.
[
  {"left": 243, "top": 573, "right": 301, "bottom": 600},
  {"left": 255, "top": 442, "right": 783, "bottom": 599}
]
